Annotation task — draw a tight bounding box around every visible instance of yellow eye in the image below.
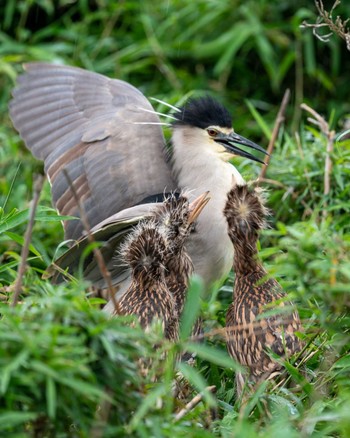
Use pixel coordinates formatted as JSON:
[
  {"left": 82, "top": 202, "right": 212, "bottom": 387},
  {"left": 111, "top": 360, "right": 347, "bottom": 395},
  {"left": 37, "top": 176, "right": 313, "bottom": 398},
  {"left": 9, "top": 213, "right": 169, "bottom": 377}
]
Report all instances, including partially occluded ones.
[{"left": 207, "top": 128, "right": 218, "bottom": 137}]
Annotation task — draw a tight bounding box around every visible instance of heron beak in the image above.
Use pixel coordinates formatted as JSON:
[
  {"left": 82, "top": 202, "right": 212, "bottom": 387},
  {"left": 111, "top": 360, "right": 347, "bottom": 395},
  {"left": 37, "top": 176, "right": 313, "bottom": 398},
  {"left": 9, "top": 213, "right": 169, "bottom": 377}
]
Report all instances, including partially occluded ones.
[
  {"left": 215, "top": 131, "right": 268, "bottom": 164},
  {"left": 188, "top": 191, "right": 211, "bottom": 224}
]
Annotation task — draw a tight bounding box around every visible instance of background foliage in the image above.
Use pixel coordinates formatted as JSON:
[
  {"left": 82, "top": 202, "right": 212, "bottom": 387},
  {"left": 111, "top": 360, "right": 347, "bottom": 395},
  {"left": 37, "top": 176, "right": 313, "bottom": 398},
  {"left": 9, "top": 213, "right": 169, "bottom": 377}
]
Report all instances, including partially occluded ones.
[{"left": 1, "top": 0, "right": 350, "bottom": 436}]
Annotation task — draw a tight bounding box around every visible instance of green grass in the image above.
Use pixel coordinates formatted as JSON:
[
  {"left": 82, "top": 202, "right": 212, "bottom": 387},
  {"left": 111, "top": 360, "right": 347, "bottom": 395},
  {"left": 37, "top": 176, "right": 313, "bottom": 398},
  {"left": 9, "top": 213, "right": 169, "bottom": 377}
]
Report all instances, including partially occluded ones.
[{"left": 1, "top": 0, "right": 350, "bottom": 436}]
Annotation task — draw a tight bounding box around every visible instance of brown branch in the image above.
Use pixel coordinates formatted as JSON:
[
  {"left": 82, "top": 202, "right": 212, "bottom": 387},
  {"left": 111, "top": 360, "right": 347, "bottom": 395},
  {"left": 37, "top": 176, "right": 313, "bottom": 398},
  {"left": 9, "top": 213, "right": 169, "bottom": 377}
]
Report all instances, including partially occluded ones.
[
  {"left": 301, "top": 0, "right": 350, "bottom": 51},
  {"left": 259, "top": 89, "right": 290, "bottom": 181},
  {"left": 300, "top": 103, "right": 336, "bottom": 218},
  {"left": 62, "top": 169, "right": 121, "bottom": 314},
  {"left": 11, "top": 174, "right": 44, "bottom": 307},
  {"left": 174, "top": 385, "right": 216, "bottom": 421}
]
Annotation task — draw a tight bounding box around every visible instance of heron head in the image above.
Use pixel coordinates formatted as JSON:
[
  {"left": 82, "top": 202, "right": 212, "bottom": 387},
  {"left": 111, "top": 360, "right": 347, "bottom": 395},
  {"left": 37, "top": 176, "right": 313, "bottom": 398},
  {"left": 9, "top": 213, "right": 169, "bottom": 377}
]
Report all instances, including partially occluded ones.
[
  {"left": 154, "top": 191, "right": 210, "bottom": 249},
  {"left": 172, "top": 96, "right": 268, "bottom": 164},
  {"left": 224, "top": 184, "right": 268, "bottom": 243}
]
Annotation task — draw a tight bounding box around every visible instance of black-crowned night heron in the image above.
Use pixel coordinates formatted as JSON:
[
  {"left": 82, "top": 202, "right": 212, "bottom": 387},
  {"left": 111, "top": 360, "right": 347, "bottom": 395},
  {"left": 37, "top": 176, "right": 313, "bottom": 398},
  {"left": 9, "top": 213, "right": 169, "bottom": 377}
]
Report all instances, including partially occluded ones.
[
  {"left": 117, "top": 192, "right": 209, "bottom": 340},
  {"left": 223, "top": 184, "right": 302, "bottom": 397},
  {"left": 9, "top": 63, "right": 267, "bottom": 309}
]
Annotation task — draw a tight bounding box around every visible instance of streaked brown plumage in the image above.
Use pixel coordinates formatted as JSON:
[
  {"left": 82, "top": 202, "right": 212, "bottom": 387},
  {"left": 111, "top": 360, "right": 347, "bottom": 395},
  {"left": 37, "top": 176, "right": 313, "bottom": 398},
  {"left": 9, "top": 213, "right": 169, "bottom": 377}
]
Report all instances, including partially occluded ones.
[
  {"left": 117, "top": 221, "right": 179, "bottom": 341},
  {"left": 116, "top": 192, "right": 210, "bottom": 341},
  {"left": 224, "top": 184, "right": 302, "bottom": 396},
  {"left": 154, "top": 192, "right": 210, "bottom": 318}
]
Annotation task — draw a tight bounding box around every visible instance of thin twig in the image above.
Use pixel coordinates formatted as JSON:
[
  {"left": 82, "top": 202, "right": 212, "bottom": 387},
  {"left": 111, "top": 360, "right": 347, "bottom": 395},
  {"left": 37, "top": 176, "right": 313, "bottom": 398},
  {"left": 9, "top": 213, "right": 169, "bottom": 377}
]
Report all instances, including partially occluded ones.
[
  {"left": 295, "top": 132, "right": 316, "bottom": 202},
  {"left": 62, "top": 169, "right": 121, "bottom": 314},
  {"left": 300, "top": 103, "right": 336, "bottom": 218},
  {"left": 324, "top": 137, "right": 335, "bottom": 200},
  {"left": 259, "top": 89, "right": 290, "bottom": 181},
  {"left": 11, "top": 174, "right": 44, "bottom": 307},
  {"left": 301, "top": 0, "right": 350, "bottom": 51},
  {"left": 174, "top": 385, "right": 216, "bottom": 421},
  {"left": 187, "top": 317, "right": 317, "bottom": 343}
]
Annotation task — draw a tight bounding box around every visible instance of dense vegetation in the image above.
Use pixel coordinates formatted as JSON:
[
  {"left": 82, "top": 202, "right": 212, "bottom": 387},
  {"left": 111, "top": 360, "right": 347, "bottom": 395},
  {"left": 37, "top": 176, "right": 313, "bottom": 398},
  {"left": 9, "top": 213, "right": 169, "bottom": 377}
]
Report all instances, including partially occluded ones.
[{"left": 1, "top": 0, "right": 350, "bottom": 436}]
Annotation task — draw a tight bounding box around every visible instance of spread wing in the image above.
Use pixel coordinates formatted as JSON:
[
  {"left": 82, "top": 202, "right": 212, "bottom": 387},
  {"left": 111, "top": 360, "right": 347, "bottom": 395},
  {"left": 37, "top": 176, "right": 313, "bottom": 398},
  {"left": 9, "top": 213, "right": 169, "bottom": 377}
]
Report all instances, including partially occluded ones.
[
  {"left": 9, "top": 63, "right": 176, "bottom": 240},
  {"left": 45, "top": 202, "right": 162, "bottom": 286}
]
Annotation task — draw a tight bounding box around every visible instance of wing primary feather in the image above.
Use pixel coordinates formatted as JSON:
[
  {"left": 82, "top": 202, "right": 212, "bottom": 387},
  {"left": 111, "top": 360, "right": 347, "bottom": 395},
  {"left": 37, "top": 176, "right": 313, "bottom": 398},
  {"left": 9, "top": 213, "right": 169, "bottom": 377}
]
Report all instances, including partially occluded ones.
[{"left": 10, "top": 62, "right": 176, "bottom": 240}]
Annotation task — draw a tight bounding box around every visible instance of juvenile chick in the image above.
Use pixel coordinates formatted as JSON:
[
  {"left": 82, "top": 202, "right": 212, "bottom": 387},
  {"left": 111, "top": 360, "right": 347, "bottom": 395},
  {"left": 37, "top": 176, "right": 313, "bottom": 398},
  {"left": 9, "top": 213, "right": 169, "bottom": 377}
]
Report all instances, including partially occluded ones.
[
  {"left": 223, "top": 184, "right": 302, "bottom": 396},
  {"left": 154, "top": 192, "right": 210, "bottom": 318},
  {"left": 117, "top": 192, "right": 210, "bottom": 341},
  {"left": 117, "top": 221, "right": 178, "bottom": 341}
]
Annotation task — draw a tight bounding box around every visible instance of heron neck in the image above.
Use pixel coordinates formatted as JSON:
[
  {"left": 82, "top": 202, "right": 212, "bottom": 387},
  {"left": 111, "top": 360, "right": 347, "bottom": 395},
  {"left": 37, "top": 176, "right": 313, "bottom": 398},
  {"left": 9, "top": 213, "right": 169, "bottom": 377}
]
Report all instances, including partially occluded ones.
[
  {"left": 231, "top": 239, "right": 263, "bottom": 276},
  {"left": 170, "top": 126, "right": 245, "bottom": 285}
]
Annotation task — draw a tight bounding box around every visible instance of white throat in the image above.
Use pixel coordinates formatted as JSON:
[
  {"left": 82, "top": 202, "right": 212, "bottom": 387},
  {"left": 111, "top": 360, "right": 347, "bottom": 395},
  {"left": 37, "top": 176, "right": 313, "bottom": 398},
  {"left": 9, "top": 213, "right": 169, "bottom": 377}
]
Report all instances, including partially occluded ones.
[{"left": 171, "top": 126, "right": 244, "bottom": 200}]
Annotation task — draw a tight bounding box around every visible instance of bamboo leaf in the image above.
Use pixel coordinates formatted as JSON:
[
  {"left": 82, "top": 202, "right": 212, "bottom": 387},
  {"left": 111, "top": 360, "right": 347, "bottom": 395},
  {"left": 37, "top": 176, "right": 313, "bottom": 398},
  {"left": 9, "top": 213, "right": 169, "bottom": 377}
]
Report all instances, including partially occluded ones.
[
  {"left": 46, "top": 377, "right": 57, "bottom": 419},
  {"left": 180, "top": 275, "right": 203, "bottom": 340},
  {"left": 176, "top": 362, "right": 216, "bottom": 406},
  {"left": 245, "top": 100, "right": 272, "bottom": 139},
  {"left": 0, "top": 412, "right": 38, "bottom": 430}
]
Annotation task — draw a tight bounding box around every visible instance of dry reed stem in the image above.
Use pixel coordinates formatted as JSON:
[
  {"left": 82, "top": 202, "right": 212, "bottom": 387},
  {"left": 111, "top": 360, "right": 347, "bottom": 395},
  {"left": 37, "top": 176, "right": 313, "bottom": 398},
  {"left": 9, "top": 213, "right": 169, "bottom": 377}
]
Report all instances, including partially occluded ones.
[
  {"left": 62, "top": 169, "right": 121, "bottom": 314},
  {"left": 187, "top": 317, "right": 317, "bottom": 345},
  {"left": 295, "top": 131, "right": 316, "bottom": 205},
  {"left": 11, "top": 174, "right": 44, "bottom": 307},
  {"left": 259, "top": 89, "right": 290, "bottom": 181},
  {"left": 300, "top": 103, "right": 335, "bottom": 218},
  {"left": 301, "top": 0, "right": 350, "bottom": 51},
  {"left": 174, "top": 385, "right": 216, "bottom": 421}
]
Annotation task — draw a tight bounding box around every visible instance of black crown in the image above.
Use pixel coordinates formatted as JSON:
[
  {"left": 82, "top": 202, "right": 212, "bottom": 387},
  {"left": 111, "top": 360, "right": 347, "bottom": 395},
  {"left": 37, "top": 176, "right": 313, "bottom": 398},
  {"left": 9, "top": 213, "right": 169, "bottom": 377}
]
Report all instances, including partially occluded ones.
[{"left": 173, "top": 96, "right": 232, "bottom": 129}]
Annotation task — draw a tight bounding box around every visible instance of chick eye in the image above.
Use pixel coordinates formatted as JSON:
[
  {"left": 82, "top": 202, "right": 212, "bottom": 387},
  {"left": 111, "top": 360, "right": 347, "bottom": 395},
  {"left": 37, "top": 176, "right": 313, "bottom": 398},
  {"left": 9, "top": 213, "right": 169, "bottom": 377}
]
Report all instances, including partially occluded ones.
[{"left": 207, "top": 128, "right": 218, "bottom": 137}]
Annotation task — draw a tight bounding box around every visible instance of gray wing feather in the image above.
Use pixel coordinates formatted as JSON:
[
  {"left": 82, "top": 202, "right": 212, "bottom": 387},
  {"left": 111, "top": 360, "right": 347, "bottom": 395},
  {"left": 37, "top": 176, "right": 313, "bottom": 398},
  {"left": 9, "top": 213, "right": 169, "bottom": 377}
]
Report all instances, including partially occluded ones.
[
  {"left": 10, "top": 63, "right": 176, "bottom": 239},
  {"left": 45, "top": 202, "right": 162, "bottom": 285}
]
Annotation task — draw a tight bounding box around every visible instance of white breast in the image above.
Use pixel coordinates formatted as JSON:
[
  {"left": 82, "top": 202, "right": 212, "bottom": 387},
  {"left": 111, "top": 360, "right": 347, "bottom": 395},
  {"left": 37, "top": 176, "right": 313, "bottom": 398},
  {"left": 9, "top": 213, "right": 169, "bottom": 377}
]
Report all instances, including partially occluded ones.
[{"left": 171, "top": 126, "right": 244, "bottom": 286}]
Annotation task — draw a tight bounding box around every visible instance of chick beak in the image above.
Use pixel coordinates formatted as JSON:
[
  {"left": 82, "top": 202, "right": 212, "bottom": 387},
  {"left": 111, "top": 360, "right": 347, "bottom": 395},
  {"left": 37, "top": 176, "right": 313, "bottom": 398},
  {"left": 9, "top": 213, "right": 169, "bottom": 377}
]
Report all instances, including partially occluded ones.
[
  {"left": 188, "top": 191, "right": 211, "bottom": 224},
  {"left": 214, "top": 131, "right": 268, "bottom": 164}
]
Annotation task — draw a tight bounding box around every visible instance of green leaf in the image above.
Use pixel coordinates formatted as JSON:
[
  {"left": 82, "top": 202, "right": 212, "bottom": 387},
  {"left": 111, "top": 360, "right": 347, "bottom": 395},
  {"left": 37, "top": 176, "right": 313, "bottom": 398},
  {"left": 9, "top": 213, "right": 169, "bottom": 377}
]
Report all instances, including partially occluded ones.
[
  {"left": 46, "top": 377, "right": 57, "bottom": 419},
  {"left": 31, "top": 361, "right": 61, "bottom": 380},
  {"left": 5, "top": 232, "right": 42, "bottom": 257},
  {"left": 129, "top": 384, "right": 165, "bottom": 429},
  {"left": 0, "top": 350, "right": 29, "bottom": 394},
  {"left": 180, "top": 275, "right": 203, "bottom": 340},
  {"left": 0, "top": 209, "right": 29, "bottom": 234},
  {"left": 176, "top": 362, "right": 216, "bottom": 406},
  {"left": 35, "top": 206, "right": 77, "bottom": 222},
  {"left": 246, "top": 100, "right": 272, "bottom": 140},
  {"left": 59, "top": 377, "right": 109, "bottom": 401},
  {"left": 0, "top": 412, "right": 37, "bottom": 430},
  {"left": 214, "top": 24, "right": 255, "bottom": 76},
  {"left": 184, "top": 342, "right": 242, "bottom": 371}
]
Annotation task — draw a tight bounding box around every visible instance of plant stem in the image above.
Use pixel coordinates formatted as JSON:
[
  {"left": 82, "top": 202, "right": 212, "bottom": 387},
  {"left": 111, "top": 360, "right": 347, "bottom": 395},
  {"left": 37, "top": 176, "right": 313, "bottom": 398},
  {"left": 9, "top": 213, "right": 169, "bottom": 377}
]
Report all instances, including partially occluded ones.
[{"left": 11, "top": 174, "right": 44, "bottom": 307}]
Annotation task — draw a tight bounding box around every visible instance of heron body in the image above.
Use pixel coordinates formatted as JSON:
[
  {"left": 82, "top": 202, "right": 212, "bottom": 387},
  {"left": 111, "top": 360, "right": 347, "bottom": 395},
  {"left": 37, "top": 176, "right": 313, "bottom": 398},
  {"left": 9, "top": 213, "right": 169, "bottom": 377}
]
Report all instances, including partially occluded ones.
[
  {"left": 9, "top": 63, "right": 267, "bottom": 304},
  {"left": 224, "top": 185, "right": 302, "bottom": 396}
]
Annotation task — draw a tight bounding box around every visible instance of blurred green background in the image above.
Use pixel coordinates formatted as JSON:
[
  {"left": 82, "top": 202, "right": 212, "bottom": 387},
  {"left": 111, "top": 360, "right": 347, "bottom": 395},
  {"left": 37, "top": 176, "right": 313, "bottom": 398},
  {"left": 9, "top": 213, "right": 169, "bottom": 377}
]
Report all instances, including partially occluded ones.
[{"left": 1, "top": 0, "right": 350, "bottom": 126}]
